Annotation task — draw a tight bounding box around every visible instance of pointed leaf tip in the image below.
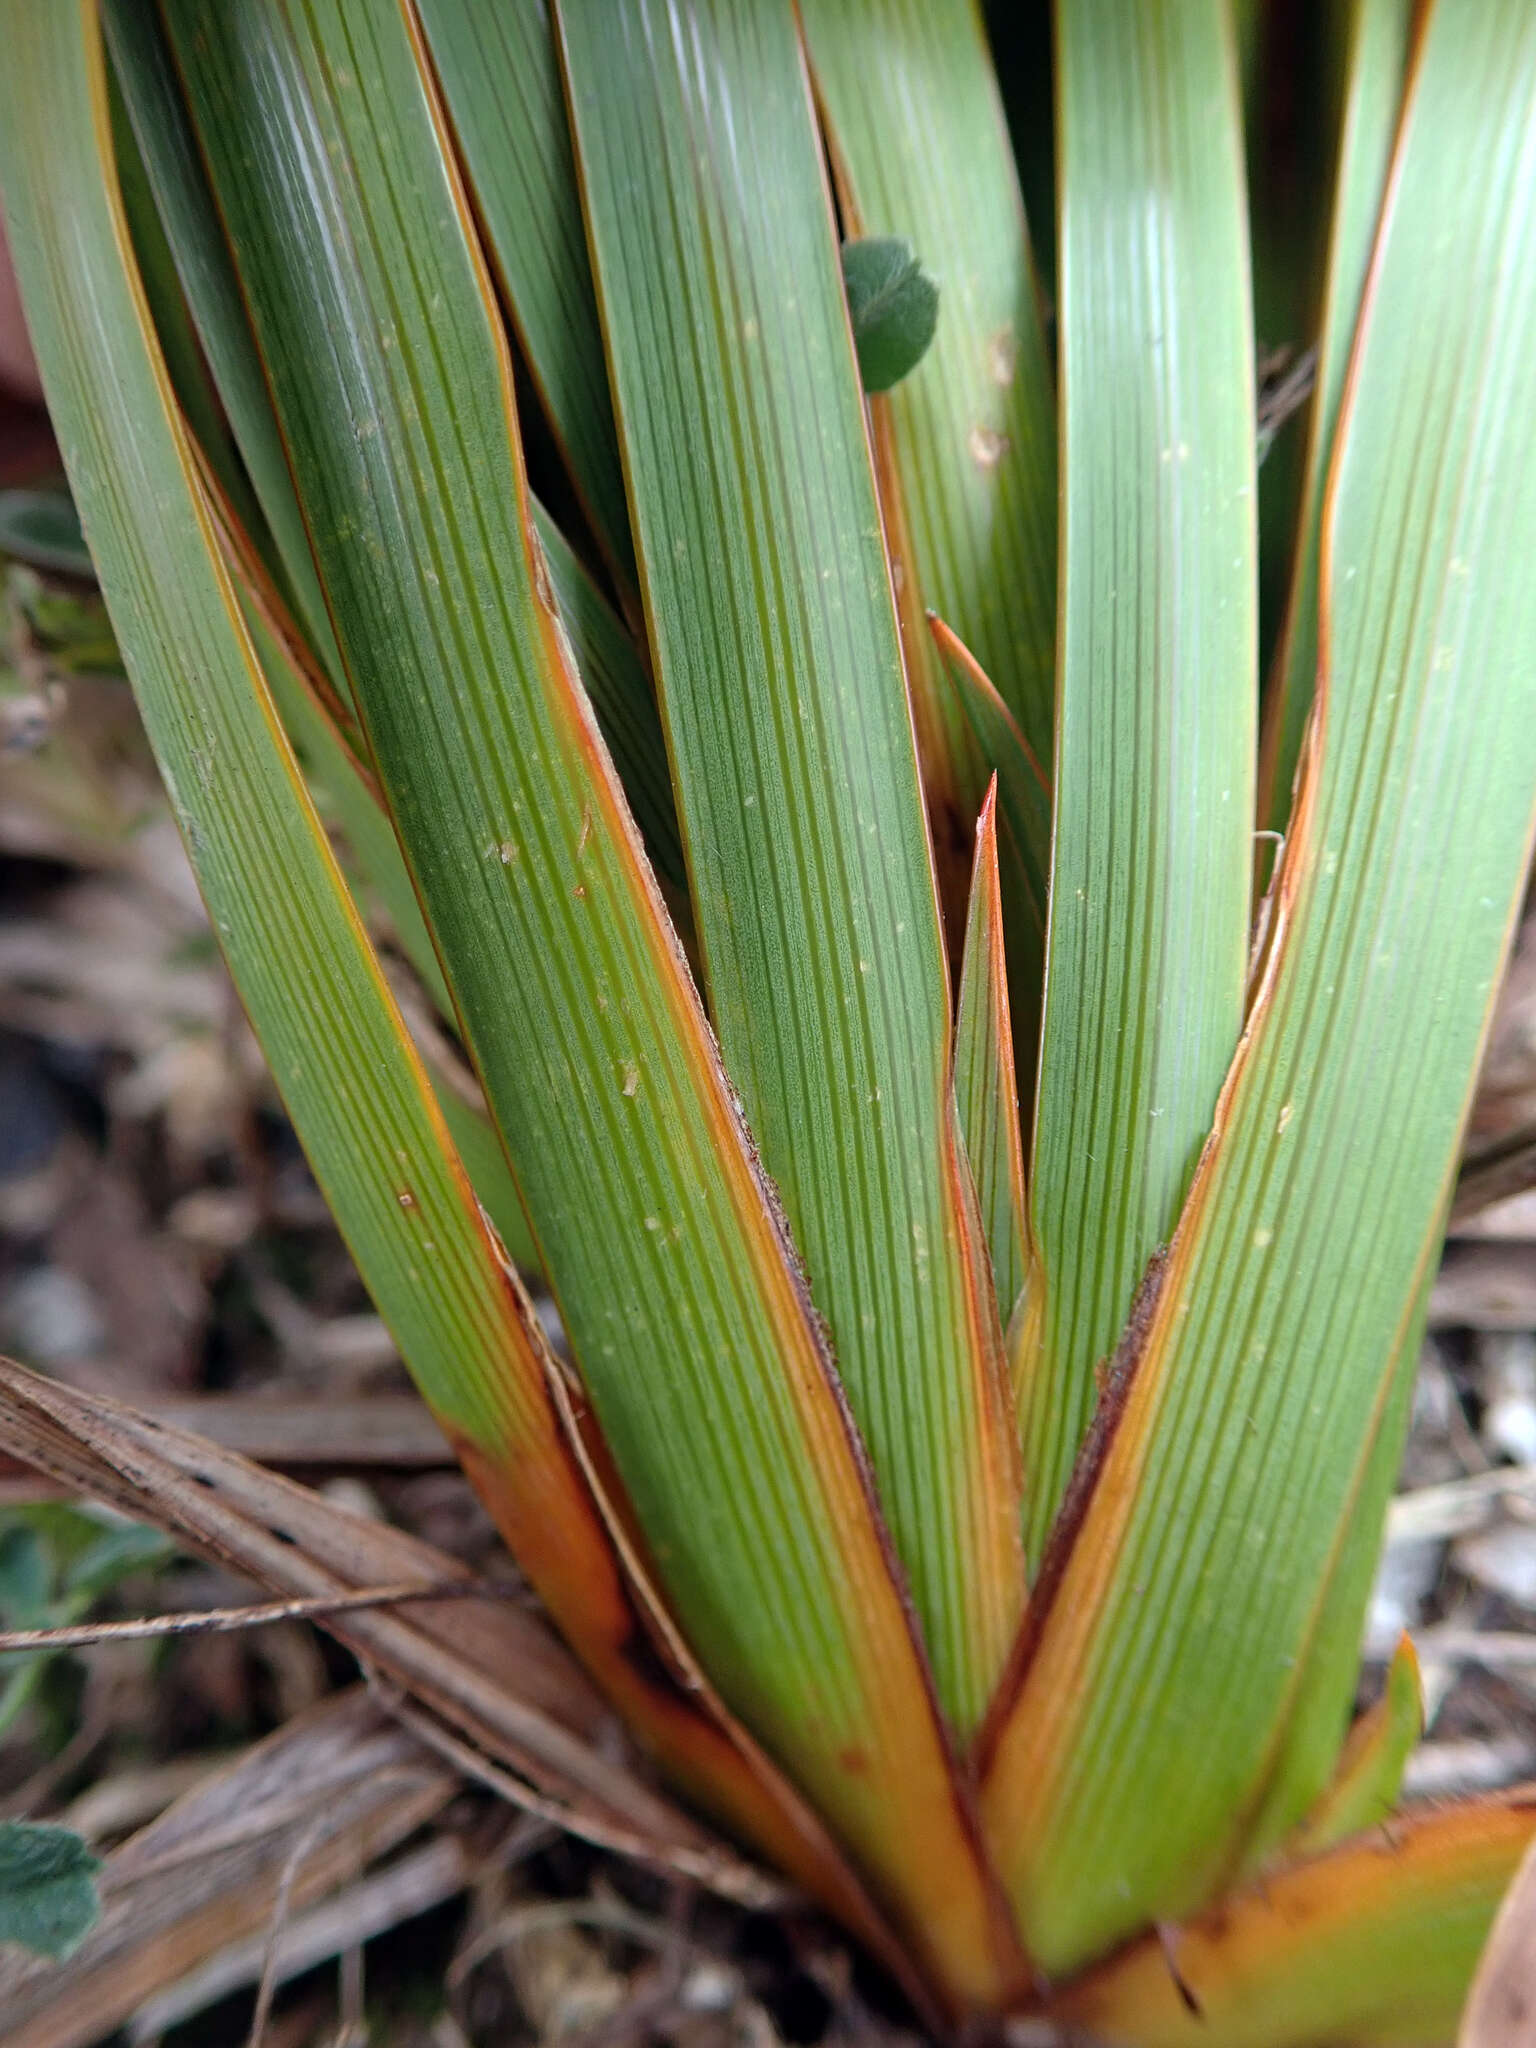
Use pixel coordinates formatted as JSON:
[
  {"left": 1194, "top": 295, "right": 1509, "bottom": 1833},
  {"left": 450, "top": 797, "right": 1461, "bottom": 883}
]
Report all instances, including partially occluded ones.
[
  {"left": 955, "top": 774, "right": 1032, "bottom": 1330},
  {"left": 1288, "top": 1634, "right": 1424, "bottom": 1860}
]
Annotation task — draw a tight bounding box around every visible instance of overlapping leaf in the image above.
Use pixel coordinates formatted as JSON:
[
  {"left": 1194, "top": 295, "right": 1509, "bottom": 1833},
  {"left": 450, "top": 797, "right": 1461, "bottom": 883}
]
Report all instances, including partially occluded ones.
[
  {"left": 932, "top": 614, "right": 1049, "bottom": 1127},
  {"left": 107, "top": 0, "right": 681, "bottom": 894},
  {"left": 1256, "top": 0, "right": 1414, "bottom": 838},
  {"left": 414, "top": 0, "right": 632, "bottom": 586},
  {"left": 149, "top": 0, "right": 1014, "bottom": 2000},
  {"left": 1051, "top": 1793, "right": 1536, "bottom": 2048},
  {"left": 1014, "top": 0, "right": 1256, "bottom": 1563},
  {"left": 803, "top": 0, "right": 1055, "bottom": 915},
  {"left": 104, "top": 0, "right": 350, "bottom": 700},
  {"left": 1288, "top": 1635, "right": 1422, "bottom": 1860},
  {"left": 981, "top": 0, "right": 1536, "bottom": 1973},
  {"left": 556, "top": 0, "right": 1024, "bottom": 1734},
  {"left": 3, "top": 3, "right": 966, "bottom": 1978}
]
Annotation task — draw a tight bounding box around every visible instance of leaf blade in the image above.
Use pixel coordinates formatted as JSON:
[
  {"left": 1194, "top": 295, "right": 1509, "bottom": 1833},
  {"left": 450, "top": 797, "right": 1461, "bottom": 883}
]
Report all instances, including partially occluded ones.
[
  {"left": 0, "top": 4, "right": 938, "bottom": 1988},
  {"left": 804, "top": 0, "right": 1056, "bottom": 889},
  {"left": 556, "top": 0, "right": 1025, "bottom": 1734},
  {"left": 980, "top": 0, "right": 1536, "bottom": 1972},
  {"left": 933, "top": 612, "right": 1049, "bottom": 1113},
  {"left": 414, "top": 0, "right": 633, "bottom": 583},
  {"left": 1288, "top": 1635, "right": 1423, "bottom": 1861},
  {"left": 104, "top": 0, "right": 351, "bottom": 702},
  {"left": 153, "top": 0, "right": 1017, "bottom": 1996},
  {"left": 1052, "top": 1793, "right": 1536, "bottom": 2048},
  {"left": 1016, "top": 0, "right": 1256, "bottom": 1562},
  {"left": 1256, "top": 0, "right": 1415, "bottom": 839}
]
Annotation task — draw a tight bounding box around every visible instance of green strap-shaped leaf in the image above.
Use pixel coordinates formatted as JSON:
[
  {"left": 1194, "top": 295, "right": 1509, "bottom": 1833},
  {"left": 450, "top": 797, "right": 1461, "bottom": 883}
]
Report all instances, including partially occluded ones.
[
  {"left": 154, "top": 0, "right": 1015, "bottom": 1999},
  {"left": 980, "top": 0, "right": 1536, "bottom": 1973},
  {"left": 413, "top": 0, "right": 632, "bottom": 585},
  {"left": 1257, "top": 0, "right": 1414, "bottom": 837},
  {"left": 0, "top": 7, "right": 954, "bottom": 1987},
  {"left": 214, "top": 511, "right": 452, "bottom": 1014},
  {"left": 1052, "top": 1793, "right": 1536, "bottom": 2048},
  {"left": 104, "top": 0, "right": 351, "bottom": 704},
  {"left": 219, "top": 489, "right": 681, "bottom": 1277},
  {"left": 534, "top": 510, "right": 685, "bottom": 895},
  {"left": 108, "top": 74, "right": 271, "bottom": 574},
  {"left": 1288, "top": 1636, "right": 1422, "bottom": 1861},
  {"left": 4, "top": 0, "right": 524, "bottom": 1476},
  {"left": 213, "top": 530, "right": 544, "bottom": 1275},
  {"left": 803, "top": 0, "right": 1056, "bottom": 893},
  {"left": 1016, "top": 0, "right": 1256, "bottom": 1567},
  {"left": 954, "top": 781, "right": 1031, "bottom": 1330},
  {"left": 110, "top": 0, "right": 681, "bottom": 900},
  {"left": 556, "top": 0, "right": 1025, "bottom": 1735},
  {"left": 1226, "top": 1264, "right": 1429, "bottom": 1877}
]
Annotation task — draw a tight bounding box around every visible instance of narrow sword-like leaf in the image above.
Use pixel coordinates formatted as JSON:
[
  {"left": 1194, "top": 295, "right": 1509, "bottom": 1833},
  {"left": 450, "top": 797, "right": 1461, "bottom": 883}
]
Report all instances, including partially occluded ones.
[
  {"left": 556, "top": 0, "right": 1024, "bottom": 1733},
  {"left": 1225, "top": 1262, "right": 1430, "bottom": 1877},
  {"left": 0, "top": 9, "right": 945, "bottom": 2005},
  {"left": 110, "top": 0, "right": 680, "bottom": 874},
  {"left": 1287, "top": 1635, "right": 1422, "bottom": 1860},
  {"left": 413, "top": 0, "right": 632, "bottom": 587},
  {"left": 980, "top": 0, "right": 1536, "bottom": 1971},
  {"left": 533, "top": 511, "right": 686, "bottom": 895},
  {"left": 802, "top": 0, "right": 1055, "bottom": 894},
  {"left": 107, "top": 72, "right": 270, "bottom": 582},
  {"left": 155, "top": 0, "right": 1016, "bottom": 2000},
  {"left": 1017, "top": 0, "right": 1255, "bottom": 1564},
  {"left": 932, "top": 613, "right": 1049, "bottom": 1117},
  {"left": 1050, "top": 1793, "right": 1536, "bottom": 2048},
  {"left": 103, "top": 0, "right": 351, "bottom": 705},
  {"left": 210, "top": 516, "right": 544, "bottom": 1273},
  {"left": 1256, "top": 0, "right": 1414, "bottom": 838},
  {"left": 954, "top": 780, "right": 1031, "bottom": 1328}
]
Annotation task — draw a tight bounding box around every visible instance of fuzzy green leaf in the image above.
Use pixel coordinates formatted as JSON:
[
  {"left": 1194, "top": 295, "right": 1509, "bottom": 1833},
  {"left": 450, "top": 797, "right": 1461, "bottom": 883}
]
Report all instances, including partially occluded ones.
[
  {"left": 0, "top": 1824, "right": 101, "bottom": 1961},
  {"left": 841, "top": 236, "right": 939, "bottom": 394}
]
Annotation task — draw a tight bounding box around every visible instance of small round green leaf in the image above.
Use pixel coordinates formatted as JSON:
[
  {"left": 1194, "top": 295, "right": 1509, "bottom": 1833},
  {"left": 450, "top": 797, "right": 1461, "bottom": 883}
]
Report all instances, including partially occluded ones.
[
  {"left": 0, "top": 1822, "right": 102, "bottom": 1960},
  {"left": 840, "top": 236, "right": 939, "bottom": 393}
]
